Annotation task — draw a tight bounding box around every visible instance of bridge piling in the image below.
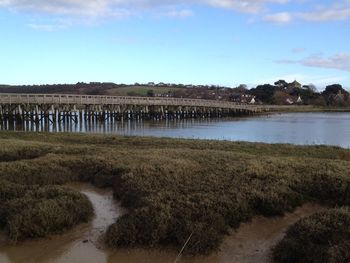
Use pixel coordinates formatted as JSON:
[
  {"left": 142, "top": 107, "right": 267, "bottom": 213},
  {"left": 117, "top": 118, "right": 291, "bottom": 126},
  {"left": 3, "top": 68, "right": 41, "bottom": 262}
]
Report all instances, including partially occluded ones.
[{"left": 0, "top": 93, "right": 270, "bottom": 128}]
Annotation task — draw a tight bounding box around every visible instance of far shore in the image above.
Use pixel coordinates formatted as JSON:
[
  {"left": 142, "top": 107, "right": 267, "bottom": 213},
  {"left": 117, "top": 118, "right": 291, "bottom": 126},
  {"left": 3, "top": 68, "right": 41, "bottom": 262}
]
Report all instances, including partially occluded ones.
[{"left": 269, "top": 105, "right": 350, "bottom": 113}]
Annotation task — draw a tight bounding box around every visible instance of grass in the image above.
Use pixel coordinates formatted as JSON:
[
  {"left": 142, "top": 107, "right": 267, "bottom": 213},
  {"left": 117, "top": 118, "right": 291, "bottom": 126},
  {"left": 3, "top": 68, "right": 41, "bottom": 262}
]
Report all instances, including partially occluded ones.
[
  {"left": 0, "top": 181, "right": 93, "bottom": 241},
  {"left": 273, "top": 208, "right": 350, "bottom": 263},
  {"left": 104, "top": 86, "right": 183, "bottom": 96},
  {"left": 0, "top": 132, "right": 349, "bottom": 255},
  {"left": 269, "top": 105, "right": 350, "bottom": 113}
]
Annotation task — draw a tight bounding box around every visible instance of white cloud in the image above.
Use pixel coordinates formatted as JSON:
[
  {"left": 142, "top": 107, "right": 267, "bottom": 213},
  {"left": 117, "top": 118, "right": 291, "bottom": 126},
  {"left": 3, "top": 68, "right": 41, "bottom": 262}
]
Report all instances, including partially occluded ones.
[
  {"left": 262, "top": 2, "right": 350, "bottom": 24},
  {"left": 302, "top": 54, "right": 350, "bottom": 71},
  {"left": 0, "top": 0, "right": 288, "bottom": 17},
  {"left": 263, "top": 12, "right": 292, "bottom": 23},
  {"left": 2, "top": 0, "right": 350, "bottom": 25},
  {"left": 298, "top": 6, "right": 350, "bottom": 22},
  {"left": 0, "top": 0, "right": 130, "bottom": 17},
  {"left": 205, "top": 0, "right": 289, "bottom": 13},
  {"left": 276, "top": 53, "right": 350, "bottom": 72}
]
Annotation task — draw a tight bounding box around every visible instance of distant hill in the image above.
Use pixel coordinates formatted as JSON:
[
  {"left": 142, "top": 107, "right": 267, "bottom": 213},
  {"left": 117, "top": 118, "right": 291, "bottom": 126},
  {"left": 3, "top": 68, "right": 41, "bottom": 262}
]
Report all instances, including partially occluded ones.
[
  {"left": 0, "top": 82, "right": 237, "bottom": 101},
  {"left": 0, "top": 82, "right": 349, "bottom": 106}
]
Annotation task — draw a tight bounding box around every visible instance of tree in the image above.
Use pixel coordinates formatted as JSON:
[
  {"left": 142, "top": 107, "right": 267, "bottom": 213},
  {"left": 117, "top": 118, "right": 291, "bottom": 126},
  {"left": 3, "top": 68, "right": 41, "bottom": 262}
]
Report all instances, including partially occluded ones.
[
  {"left": 147, "top": 90, "right": 154, "bottom": 97},
  {"left": 322, "top": 84, "right": 349, "bottom": 106},
  {"left": 323, "top": 84, "right": 348, "bottom": 96},
  {"left": 304, "top": 84, "right": 317, "bottom": 93},
  {"left": 233, "top": 84, "right": 248, "bottom": 93},
  {"left": 273, "top": 91, "right": 290, "bottom": 105},
  {"left": 250, "top": 84, "right": 279, "bottom": 104},
  {"left": 274, "top": 80, "right": 288, "bottom": 88}
]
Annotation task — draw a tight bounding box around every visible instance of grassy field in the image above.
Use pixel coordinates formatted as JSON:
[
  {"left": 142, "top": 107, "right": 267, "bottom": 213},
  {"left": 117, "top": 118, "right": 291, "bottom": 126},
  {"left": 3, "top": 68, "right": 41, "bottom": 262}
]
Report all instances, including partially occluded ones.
[
  {"left": 104, "top": 86, "right": 184, "bottom": 96},
  {"left": 0, "top": 132, "right": 349, "bottom": 258}
]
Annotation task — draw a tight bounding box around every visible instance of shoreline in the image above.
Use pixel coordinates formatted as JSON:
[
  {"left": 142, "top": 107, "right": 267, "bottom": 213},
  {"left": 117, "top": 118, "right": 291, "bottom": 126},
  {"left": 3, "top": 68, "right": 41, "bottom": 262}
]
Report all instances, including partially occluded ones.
[{"left": 267, "top": 105, "right": 350, "bottom": 113}]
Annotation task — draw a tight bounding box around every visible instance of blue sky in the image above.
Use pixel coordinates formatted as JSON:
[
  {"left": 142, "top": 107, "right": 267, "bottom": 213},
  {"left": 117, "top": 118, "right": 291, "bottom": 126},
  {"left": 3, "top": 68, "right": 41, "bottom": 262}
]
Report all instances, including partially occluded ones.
[{"left": 0, "top": 0, "right": 350, "bottom": 89}]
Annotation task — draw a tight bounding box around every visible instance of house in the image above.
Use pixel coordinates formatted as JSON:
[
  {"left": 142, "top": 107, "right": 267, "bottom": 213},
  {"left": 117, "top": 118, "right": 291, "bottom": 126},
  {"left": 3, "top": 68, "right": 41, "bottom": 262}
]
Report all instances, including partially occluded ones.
[
  {"left": 286, "top": 98, "right": 294, "bottom": 104},
  {"left": 230, "top": 94, "right": 256, "bottom": 103}
]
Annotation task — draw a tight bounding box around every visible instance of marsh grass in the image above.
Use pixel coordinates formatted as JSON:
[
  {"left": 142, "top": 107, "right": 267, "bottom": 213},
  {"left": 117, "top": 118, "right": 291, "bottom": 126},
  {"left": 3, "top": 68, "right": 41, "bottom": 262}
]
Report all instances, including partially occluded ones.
[
  {"left": 273, "top": 208, "right": 350, "bottom": 263},
  {"left": 0, "top": 179, "right": 93, "bottom": 241},
  {"left": 0, "top": 132, "right": 349, "bottom": 255}
]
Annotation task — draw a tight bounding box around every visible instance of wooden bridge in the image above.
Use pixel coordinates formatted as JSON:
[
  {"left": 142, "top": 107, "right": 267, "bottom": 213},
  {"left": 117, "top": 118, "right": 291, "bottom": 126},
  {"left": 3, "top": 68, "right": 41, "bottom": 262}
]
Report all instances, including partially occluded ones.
[{"left": 0, "top": 93, "right": 279, "bottom": 123}]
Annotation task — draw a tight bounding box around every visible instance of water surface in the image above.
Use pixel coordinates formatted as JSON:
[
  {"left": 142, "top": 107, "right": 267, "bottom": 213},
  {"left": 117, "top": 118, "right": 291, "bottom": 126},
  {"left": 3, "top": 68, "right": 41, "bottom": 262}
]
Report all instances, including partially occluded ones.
[{"left": 1, "top": 112, "right": 349, "bottom": 147}]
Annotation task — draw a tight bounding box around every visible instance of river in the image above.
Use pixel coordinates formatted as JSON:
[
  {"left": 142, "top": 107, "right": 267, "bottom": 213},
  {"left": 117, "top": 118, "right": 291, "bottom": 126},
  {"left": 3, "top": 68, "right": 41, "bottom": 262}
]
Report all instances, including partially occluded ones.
[{"left": 1, "top": 112, "right": 350, "bottom": 148}]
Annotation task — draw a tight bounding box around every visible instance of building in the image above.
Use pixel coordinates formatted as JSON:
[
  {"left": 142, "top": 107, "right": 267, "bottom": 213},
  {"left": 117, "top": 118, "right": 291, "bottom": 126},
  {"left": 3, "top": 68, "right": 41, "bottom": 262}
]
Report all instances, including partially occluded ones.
[{"left": 230, "top": 94, "right": 256, "bottom": 104}]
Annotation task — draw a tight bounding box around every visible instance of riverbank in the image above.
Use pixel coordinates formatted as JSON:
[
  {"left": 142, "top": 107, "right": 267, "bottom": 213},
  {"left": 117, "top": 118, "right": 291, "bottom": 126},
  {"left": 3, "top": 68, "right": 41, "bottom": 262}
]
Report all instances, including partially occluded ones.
[
  {"left": 269, "top": 105, "right": 350, "bottom": 113},
  {"left": 0, "top": 132, "right": 349, "bottom": 257}
]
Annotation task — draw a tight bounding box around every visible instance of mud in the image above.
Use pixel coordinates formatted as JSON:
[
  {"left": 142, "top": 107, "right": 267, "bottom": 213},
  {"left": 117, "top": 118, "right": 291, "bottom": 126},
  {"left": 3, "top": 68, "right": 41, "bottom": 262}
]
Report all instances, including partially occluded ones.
[{"left": 0, "top": 183, "right": 124, "bottom": 263}]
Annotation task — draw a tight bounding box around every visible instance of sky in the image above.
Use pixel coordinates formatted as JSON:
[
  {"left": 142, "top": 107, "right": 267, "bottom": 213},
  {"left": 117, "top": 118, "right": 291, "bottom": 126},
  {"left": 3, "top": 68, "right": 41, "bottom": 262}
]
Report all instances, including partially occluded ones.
[{"left": 0, "top": 0, "right": 350, "bottom": 89}]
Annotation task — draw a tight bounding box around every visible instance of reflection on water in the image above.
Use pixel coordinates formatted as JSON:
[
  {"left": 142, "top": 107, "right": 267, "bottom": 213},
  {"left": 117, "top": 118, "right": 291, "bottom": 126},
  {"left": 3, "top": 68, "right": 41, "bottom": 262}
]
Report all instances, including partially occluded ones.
[{"left": 1, "top": 112, "right": 350, "bottom": 147}]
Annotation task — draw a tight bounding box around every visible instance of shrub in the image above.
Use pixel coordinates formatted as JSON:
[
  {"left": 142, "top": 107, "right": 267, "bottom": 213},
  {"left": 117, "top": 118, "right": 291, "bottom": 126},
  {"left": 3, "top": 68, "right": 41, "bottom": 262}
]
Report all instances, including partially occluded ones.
[
  {"left": 0, "top": 185, "right": 93, "bottom": 241},
  {"left": 273, "top": 208, "right": 350, "bottom": 263}
]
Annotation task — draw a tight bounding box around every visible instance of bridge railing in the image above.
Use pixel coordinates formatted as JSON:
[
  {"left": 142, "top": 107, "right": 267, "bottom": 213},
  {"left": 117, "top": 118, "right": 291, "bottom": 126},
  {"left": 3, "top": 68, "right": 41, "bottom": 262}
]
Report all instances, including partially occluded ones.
[{"left": 0, "top": 93, "right": 253, "bottom": 109}]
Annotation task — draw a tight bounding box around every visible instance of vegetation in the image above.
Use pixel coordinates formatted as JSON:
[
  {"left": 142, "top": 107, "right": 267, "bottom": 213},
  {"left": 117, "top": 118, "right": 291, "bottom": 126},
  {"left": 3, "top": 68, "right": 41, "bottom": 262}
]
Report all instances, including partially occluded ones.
[
  {"left": 104, "top": 86, "right": 180, "bottom": 97},
  {"left": 0, "top": 132, "right": 349, "bottom": 255},
  {"left": 0, "top": 181, "right": 93, "bottom": 241},
  {"left": 273, "top": 208, "right": 350, "bottom": 263},
  {"left": 1, "top": 81, "right": 349, "bottom": 108}
]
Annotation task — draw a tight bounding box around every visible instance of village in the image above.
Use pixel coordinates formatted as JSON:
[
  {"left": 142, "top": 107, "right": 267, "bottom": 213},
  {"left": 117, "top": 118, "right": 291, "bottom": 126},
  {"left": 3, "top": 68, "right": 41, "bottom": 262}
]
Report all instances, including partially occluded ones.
[{"left": 1, "top": 80, "right": 349, "bottom": 107}]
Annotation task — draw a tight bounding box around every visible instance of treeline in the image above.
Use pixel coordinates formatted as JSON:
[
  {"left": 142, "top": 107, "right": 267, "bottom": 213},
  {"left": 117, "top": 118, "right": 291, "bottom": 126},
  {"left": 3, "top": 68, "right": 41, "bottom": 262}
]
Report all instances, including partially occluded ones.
[
  {"left": 0, "top": 82, "right": 121, "bottom": 95},
  {"left": 248, "top": 81, "right": 350, "bottom": 107},
  {"left": 0, "top": 80, "right": 349, "bottom": 106}
]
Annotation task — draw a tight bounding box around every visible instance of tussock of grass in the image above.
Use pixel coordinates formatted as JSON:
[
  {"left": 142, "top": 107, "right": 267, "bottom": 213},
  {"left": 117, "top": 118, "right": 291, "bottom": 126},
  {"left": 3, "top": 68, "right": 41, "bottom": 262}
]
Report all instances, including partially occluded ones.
[
  {"left": 0, "top": 179, "right": 93, "bottom": 241},
  {"left": 273, "top": 208, "right": 350, "bottom": 263},
  {"left": 0, "top": 132, "right": 349, "bottom": 254}
]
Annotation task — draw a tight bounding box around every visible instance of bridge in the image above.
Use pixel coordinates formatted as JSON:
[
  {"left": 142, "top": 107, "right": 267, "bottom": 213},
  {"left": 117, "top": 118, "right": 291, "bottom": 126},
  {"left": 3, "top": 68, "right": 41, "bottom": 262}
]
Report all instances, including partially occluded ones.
[{"left": 0, "top": 93, "right": 283, "bottom": 123}]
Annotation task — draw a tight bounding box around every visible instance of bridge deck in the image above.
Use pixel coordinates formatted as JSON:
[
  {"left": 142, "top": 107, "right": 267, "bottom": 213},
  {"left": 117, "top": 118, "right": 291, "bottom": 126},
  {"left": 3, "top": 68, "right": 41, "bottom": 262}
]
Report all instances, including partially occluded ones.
[{"left": 0, "top": 93, "right": 255, "bottom": 110}]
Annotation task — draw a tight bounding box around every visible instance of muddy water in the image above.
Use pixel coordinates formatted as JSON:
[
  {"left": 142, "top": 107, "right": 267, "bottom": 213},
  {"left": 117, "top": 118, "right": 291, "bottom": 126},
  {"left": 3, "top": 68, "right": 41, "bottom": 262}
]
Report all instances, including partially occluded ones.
[{"left": 0, "top": 184, "right": 325, "bottom": 263}]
